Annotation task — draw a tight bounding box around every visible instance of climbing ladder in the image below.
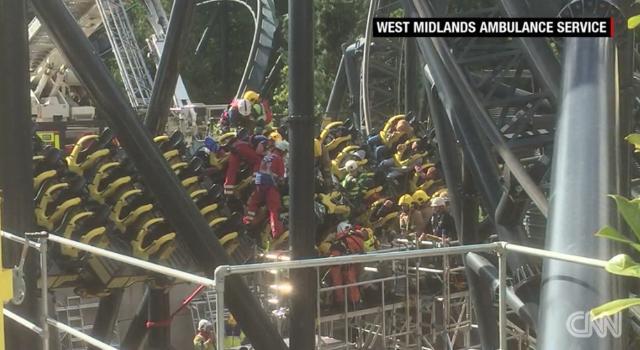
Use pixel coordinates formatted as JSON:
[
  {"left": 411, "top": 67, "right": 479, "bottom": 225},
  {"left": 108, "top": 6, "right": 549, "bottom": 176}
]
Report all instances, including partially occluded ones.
[
  {"left": 95, "top": 0, "right": 154, "bottom": 110},
  {"left": 56, "top": 296, "right": 99, "bottom": 350}
]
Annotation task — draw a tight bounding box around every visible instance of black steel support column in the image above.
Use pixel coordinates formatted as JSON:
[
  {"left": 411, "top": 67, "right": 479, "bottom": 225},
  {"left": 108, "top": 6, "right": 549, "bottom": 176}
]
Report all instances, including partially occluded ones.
[
  {"left": 404, "top": 38, "right": 418, "bottom": 114},
  {"left": 538, "top": 37, "right": 623, "bottom": 349},
  {"left": 499, "top": 0, "right": 561, "bottom": 103},
  {"left": 325, "top": 54, "right": 346, "bottom": 120},
  {"left": 144, "top": 0, "right": 195, "bottom": 135},
  {"left": 30, "top": 1, "right": 287, "bottom": 349},
  {"left": 147, "top": 286, "right": 171, "bottom": 349},
  {"left": 0, "top": 0, "right": 38, "bottom": 348},
  {"left": 288, "top": 0, "right": 317, "bottom": 349},
  {"left": 121, "top": 289, "right": 149, "bottom": 350},
  {"left": 89, "top": 290, "right": 124, "bottom": 350}
]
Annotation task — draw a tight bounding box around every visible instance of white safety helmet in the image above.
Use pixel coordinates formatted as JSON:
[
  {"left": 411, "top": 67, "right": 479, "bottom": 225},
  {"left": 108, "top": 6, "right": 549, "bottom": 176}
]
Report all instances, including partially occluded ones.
[
  {"left": 431, "top": 197, "right": 446, "bottom": 207},
  {"left": 344, "top": 160, "right": 358, "bottom": 172},
  {"left": 337, "top": 221, "right": 352, "bottom": 233},
  {"left": 236, "top": 99, "right": 252, "bottom": 116},
  {"left": 274, "top": 140, "right": 289, "bottom": 152},
  {"left": 198, "top": 319, "right": 213, "bottom": 331}
]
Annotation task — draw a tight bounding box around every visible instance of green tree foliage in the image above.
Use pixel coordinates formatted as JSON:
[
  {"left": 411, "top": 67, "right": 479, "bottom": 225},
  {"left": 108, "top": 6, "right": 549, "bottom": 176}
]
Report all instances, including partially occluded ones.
[
  {"left": 271, "top": 0, "right": 368, "bottom": 116},
  {"left": 108, "top": 0, "right": 367, "bottom": 118}
]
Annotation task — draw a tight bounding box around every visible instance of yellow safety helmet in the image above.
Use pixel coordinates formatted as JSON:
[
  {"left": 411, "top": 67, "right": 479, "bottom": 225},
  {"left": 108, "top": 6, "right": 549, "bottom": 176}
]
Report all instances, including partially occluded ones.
[
  {"left": 412, "top": 190, "right": 430, "bottom": 204},
  {"left": 243, "top": 90, "right": 260, "bottom": 104},
  {"left": 398, "top": 194, "right": 414, "bottom": 206},
  {"left": 269, "top": 131, "right": 283, "bottom": 143}
]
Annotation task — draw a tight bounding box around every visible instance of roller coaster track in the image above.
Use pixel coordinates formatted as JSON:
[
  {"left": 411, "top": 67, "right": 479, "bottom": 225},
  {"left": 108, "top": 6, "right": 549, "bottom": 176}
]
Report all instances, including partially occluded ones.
[{"left": 29, "top": 0, "right": 278, "bottom": 116}]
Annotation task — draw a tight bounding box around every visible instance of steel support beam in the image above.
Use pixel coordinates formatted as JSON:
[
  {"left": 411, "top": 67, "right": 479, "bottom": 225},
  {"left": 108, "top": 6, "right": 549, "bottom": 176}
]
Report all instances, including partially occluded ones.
[
  {"left": 120, "top": 289, "right": 149, "bottom": 350},
  {"left": 147, "top": 286, "right": 170, "bottom": 349},
  {"left": 499, "top": 0, "right": 561, "bottom": 103},
  {"left": 411, "top": 0, "right": 550, "bottom": 218},
  {"left": 0, "top": 0, "right": 38, "bottom": 348},
  {"left": 288, "top": 0, "right": 317, "bottom": 349},
  {"left": 144, "top": 0, "right": 195, "bottom": 135},
  {"left": 466, "top": 253, "right": 537, "bottom": 331},
  {"left": 89, "top": 290, "right": 124, "bottom": 350},
  {"left": 29, "top": 1, "right": 287, "bottom": 349},
  {"left": 404, "top": 38, "right": 419, "bottom": 114},
  {"left": 325, "top": 54, "right": 346, "bottom": 120},
  {"left": 538, "top": 37, "right": 623, "bottom": 349}
]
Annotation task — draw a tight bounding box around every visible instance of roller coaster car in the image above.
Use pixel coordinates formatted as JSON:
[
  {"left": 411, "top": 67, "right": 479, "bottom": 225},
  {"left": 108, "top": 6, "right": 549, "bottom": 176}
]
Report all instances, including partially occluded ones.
[
  {"left": 216, "top": 131, "right": 237, "bottom": 148},
  {"left": 35, "top": 177, "right": 85, "bottom": 230},
  {"left": 33, "top": 169, "right": 58, "bottom": 192},
  {"left": 34, "top": 147, "right": 66, "bottom": 175},
  {"left": 88, "top": 162, "right": 133, "bottom": 204},
  {"left": 317, "top": 192, "right": 351, "bottom": 216},
  {"left": 67, "top": 134, "right": 113, "bottom": 175},
  {"left": 379, "top": 114, "right": 406, "bottom": 144},
  {"left": 58, "top": 205, "right": 110, "bottom": 258},
  {"left": 208, "top": 216, "right": 242, "bottom": 254},
  {"left": 368, "top": 199, "right": 399, "bottom": 230},
  {"left": 393, "top": 138, "right": 429, "bottom": 168},
  {"left": 110, "top": 189, "right": 154, "bottom": 232},
  {"left": 131, "top": 217, "right": 176, "bottom": 261},
  {"left": 331, "top": 146, "right": 368, "bottom": 180},
  {"left": 154, "top": 130, "right": 185, "bottom": 154}
]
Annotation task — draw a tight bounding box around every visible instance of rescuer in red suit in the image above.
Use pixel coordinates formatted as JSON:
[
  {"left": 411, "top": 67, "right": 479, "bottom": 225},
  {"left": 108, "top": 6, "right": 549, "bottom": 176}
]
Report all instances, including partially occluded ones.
[
  {"left": 243, "top": 140, "right": 288, "bottom": 238},
  {"left": 329, "top": 221, "right": 366, "bottom": 306},
  {"left": 223, "top": 128, "right": 262, "bottom": 195}
]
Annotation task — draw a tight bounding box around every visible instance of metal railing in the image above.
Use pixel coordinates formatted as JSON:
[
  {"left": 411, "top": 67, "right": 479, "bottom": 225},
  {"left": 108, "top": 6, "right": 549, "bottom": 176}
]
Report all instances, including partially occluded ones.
[
  {"left": 1, "top": 230, "right": 215, "bottom": 350},
  {"left": 1, "top": 228, "right": 611, "bottom": 350},
  {"left": 212, "top": 241, "right": 610, "bottom": 350}
]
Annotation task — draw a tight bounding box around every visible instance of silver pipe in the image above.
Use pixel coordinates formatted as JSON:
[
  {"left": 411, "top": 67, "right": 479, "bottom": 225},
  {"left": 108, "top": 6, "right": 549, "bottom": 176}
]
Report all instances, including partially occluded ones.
[
  {"left": 39, "top": 237, "right": 49, "bottom": 350},
  {"left": 218, "top": 243, "right": 499, "bottom": 275},
  {"left": 47, "top": 318, "right": 117, "bottom": 350},
  {"left": 0, "top": 230, "right": 41, "bottom": 250},
  {"left": 498, "top": 252, "right": 507, "bottom": 350},
  {"left": 3, "top": 308, "right": 43, "bottom": 334}
]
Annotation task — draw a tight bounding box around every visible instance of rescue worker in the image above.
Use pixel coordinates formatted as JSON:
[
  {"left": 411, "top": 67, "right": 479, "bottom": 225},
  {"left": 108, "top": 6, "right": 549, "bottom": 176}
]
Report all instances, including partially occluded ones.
[
  {"left": 220, "top": 98, "right": 253, "bottom": 130},
  {"left": 243, "top": 90, "right": 273, "bottom": 134},
  {"left": 398, "top": 194, "right": 426, "bottom": 239},
  {"left": 223, "top": 129, "right": 261, "bottom": 195},
  {"left": 328, "top": 221, "right": 367, "bottom": 307},
  {"left": 224, "top": 314, "right": 246, "bottom": 347},
  {"left": 193, "top": 319, "right": 215, "bottom": 350},
  {"left": 244, "top": 140, "right": 288, "bottom": 239},
  {"left": 422, "top": 196, "right": 456, "bottom": 242},
  {"left": 412, "top": 189, "right": 432, "bottom": 225}
]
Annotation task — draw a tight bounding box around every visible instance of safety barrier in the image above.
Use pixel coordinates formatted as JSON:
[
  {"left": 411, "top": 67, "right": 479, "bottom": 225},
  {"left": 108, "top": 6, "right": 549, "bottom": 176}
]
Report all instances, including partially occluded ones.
[
  {"left": 1, "top": 230, "right": 215, "bottom": 350},
  {"left": 212, "top": 241, "right": 608, "bottom": 350},
  {"left": 1, "top": 228, "right": 609, "bottom": 350}
]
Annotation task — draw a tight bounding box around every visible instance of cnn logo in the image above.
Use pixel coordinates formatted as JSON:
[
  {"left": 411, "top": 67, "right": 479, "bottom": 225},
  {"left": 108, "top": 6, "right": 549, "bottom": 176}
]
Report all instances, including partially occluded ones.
[{"left": 566, "top": 311, "right": 622, "bottom": 338}]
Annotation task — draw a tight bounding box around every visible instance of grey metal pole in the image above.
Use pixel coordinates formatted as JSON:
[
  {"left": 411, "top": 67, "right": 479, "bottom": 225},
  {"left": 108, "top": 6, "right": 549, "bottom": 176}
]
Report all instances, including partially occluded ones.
[
  {"left": 325, "top": 55, "right": 347, "bottom": 120},
  {"left": 288, "top": 0, "right": 317, "bottom": 348},
  {"left": 538, "top": 37, "right": 623, "bottom": 350},
  {"left": 498, "top": 251, "right": 507, "bottom": 350},
  {"left": 39, "top": 236, "right": 49, "bottom": 350},
  {"left": 215, "top": 270, "right": 225, "bottom": 350},
  {"left": 29, "top": 1, "right": 287, "bottom": 348},
  {"left": 144, "top": 0, "right": 196, "bottom": 135}
]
